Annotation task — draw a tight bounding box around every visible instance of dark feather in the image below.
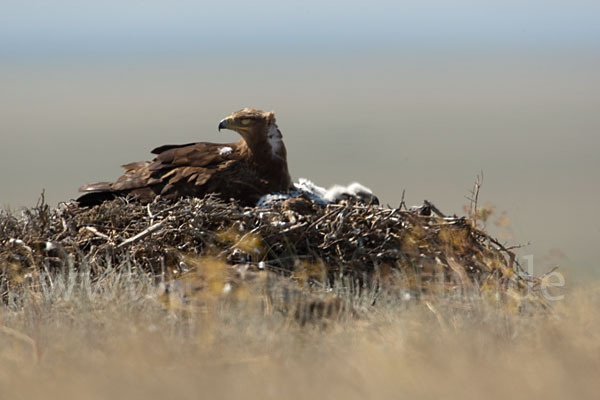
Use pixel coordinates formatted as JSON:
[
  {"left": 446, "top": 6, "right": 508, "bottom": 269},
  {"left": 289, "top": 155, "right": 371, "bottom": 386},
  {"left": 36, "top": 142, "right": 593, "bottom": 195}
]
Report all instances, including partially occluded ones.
[
  {"left": 76, "top": 109, "right": 292, "bottom": 207},
  {"left": 151, "top": 142, "right": 201, "bottom": 155}
]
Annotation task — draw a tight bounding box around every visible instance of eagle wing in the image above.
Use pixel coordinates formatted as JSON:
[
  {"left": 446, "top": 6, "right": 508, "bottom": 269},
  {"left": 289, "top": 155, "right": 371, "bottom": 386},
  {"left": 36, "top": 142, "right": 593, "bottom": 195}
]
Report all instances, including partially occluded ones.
[
  {"left": 150, "top": 142, "right": 200, "bottom": 155},
  {"left": 78, "top": 141, "right": 245, "bottom": 204}
]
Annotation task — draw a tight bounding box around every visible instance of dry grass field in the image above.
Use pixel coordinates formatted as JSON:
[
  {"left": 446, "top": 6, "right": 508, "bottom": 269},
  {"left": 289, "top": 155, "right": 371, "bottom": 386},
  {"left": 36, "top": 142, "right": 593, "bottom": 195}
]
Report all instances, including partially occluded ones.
[{"left": 1, "top": 261, "right": 598, "bottom": 400}]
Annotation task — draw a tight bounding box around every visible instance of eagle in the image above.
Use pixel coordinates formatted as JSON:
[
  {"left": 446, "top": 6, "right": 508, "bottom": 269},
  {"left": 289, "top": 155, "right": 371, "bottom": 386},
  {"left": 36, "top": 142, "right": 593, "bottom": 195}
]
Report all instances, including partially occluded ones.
[{"left": 77, "top": 108, "right": 293, "bottom": 207}]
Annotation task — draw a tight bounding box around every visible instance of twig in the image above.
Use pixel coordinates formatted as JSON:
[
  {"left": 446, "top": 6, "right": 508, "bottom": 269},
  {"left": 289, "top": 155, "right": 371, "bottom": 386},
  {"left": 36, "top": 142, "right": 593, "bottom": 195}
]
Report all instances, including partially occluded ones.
[
  {"left": 147, "top": 204, "right": 154, "bottom": 220},
  {"left": 505, "top": 242, "right": 532, "bottom": 250},
  {"left": 467, "top": 172, "right": 483, "bottom": 226},
  {"left": 117, "top": 219, "right": 167, "bottom": 248},
  {"left": 399, "top": 189, "right": 406, "bottom": 210},
  {"left": 472, "top": 226, "right": 525, "bottom": 274},
  {"left": 85, "top": 226, "right": 110, "bottom": 240},
  {"left": 539, "top": 266, "right": 560, "bottom": 279},
  {"left": 152, "top": 204, "right": 181, "bottom": 218}
]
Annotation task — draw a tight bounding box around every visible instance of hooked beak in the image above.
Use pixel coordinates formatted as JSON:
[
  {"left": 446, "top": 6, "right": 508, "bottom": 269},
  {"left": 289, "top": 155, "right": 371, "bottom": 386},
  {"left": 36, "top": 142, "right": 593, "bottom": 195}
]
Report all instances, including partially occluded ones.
[
  {"left": 218, "top": 118, "right": 229, "bottom": 132},
  {"left": 218, "top": 116, "right": 233, "bottom": 132}
]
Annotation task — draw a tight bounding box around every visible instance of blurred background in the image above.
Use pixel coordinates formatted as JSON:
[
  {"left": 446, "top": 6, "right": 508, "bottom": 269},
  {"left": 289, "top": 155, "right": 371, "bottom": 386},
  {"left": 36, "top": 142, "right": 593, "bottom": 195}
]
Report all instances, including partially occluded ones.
[{"left": 1, "top": 0, "right": 599, "bottom": 280}]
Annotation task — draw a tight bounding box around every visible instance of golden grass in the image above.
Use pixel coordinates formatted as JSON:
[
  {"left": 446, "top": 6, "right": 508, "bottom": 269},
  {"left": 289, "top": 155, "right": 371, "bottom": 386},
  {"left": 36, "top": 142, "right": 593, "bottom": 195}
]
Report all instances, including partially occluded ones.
[{"left": 0, "top": 264, "right": 597, "bottom": 400}]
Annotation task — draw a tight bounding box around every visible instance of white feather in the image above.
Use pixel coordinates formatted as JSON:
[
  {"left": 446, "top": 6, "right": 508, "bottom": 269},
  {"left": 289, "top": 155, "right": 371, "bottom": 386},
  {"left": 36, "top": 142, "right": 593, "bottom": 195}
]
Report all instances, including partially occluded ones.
[
  {"left": 294, "top": 178, "right": 327, "bottom": 199},
  {"left": 267, "top": 124, "right": 284, "bottom": 159},
  {"left": 323, "top": 182, "right": 373, "bottom": 203},
  {"left": 257, "top": 178, "right": 375, "bottom": 207},
  {"left": 219, "top": 146, "right": 233, "bottom": 156}
]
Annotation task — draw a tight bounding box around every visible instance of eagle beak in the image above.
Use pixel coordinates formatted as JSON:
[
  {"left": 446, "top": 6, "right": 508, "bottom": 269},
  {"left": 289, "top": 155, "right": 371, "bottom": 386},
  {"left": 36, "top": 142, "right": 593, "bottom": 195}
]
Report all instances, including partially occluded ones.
[{"left": 218, "top": 116, "right": 233, "bottom": 132}]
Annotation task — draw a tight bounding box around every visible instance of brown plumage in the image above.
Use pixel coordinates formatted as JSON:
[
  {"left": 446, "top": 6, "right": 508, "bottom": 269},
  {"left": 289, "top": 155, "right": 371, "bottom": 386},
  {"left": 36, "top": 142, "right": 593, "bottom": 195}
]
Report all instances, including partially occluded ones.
[{"left": 77, "top": 108, "right": 292, "bottom": 206}]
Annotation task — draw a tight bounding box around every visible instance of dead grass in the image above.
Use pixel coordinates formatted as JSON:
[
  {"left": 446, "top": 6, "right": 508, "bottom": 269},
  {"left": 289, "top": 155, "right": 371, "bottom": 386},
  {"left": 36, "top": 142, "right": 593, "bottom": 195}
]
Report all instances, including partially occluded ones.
[{"left": 0, "top": 263, "right": 598, "bottom": 400}]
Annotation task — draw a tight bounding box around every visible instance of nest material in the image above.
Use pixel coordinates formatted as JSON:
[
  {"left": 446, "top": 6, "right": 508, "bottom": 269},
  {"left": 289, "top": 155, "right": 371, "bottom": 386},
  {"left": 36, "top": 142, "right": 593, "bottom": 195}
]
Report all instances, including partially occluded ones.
[{"left": 0, "top": 194, "right": 541, "bottom": 306}]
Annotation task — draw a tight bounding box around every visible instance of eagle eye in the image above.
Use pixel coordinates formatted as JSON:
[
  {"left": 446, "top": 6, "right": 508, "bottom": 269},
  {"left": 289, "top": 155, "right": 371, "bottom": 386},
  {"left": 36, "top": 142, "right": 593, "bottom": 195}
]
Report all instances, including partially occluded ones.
[{"left": 240, "top": 118, "right": 252, "bottom": 126}]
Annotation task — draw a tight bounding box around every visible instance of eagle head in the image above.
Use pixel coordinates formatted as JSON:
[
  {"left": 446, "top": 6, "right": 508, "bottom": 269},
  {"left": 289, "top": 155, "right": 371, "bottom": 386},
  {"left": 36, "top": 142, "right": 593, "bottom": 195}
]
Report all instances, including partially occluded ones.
[
  {"left": 218, "top": 108, "right": 285, "bottom": 160},
  {"left": 218, "top": 107, "right": 274, "bottom": 133}
]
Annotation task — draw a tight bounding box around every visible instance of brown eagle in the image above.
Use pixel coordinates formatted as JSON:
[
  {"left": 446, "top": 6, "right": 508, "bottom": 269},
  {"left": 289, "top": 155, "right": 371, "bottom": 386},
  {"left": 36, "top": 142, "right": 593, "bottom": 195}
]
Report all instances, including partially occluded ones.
[{"left": 77, "top": 108, "right": 292, "bottom": 207}]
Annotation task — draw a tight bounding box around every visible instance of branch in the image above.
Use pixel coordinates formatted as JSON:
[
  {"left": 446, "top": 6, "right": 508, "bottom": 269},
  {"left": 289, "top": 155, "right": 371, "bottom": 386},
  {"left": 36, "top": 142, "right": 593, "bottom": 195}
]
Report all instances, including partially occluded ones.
[
  {"left": 117, "top": 219, "right": 167, "bottom": 248},
  {"left": 84, "top": 226, "right": 110, "bottom": 240}
]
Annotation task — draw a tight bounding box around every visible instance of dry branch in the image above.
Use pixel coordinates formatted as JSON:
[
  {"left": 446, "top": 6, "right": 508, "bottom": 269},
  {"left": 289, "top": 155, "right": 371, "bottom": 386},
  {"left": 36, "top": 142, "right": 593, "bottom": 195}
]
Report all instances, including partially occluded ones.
[
  {"left": 0, "top": 193, "right": 546, "bottom": 308},
  {"left": 117, "top": 219, "right": 167, "bottom": 248}
]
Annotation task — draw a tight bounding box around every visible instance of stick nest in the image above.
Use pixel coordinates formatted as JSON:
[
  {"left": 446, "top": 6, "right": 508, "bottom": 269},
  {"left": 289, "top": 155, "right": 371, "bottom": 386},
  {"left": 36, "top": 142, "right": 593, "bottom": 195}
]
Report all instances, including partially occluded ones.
[{"left": 0, "top": 194, "right": 545, "bottom": 308}]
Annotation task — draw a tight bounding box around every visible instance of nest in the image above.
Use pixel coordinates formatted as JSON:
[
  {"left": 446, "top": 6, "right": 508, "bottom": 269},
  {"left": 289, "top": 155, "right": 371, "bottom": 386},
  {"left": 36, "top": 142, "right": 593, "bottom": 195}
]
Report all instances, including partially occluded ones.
[{"left": 0, "top": 193, "right": 545, "bottom": 308}]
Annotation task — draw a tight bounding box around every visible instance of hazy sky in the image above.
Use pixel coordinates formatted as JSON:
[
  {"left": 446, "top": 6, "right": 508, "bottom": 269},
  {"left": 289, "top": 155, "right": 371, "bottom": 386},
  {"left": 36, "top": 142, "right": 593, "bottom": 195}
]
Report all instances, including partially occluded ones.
[
  {"left": 2, "top": 0, "right": 600, "bottom": 54},
  {"left": 1, "top": 1, "right": 599, "bottom": 281}
]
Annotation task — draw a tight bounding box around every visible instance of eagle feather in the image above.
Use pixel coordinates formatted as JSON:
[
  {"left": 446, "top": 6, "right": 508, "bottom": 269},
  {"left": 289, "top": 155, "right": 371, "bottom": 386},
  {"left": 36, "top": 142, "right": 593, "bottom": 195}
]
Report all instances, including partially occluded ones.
[{"left": 77, "top": 108, "right": 292, "bottom": 206}]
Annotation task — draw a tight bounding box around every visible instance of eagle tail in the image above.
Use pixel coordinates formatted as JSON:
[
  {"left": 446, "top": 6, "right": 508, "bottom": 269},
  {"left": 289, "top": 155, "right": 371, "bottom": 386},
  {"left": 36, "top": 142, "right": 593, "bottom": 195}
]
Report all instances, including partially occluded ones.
[
  {"left": 79, "top": 181, "right": 113, "bottom": 193},
  {"left": 77, "top": 180, "right": 160, "bottom": 206},
  {"left": 76, "top": 191, "right": 119, "bottom": 207},
  {"left": 76, "top": 182, "right": 118, "bottom": 206}
]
